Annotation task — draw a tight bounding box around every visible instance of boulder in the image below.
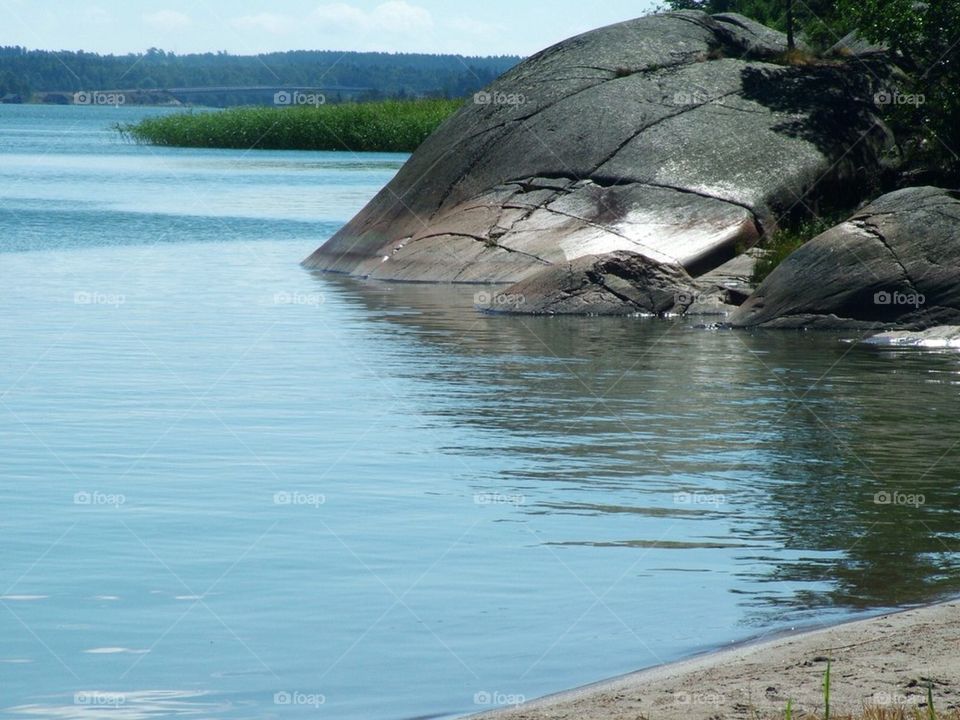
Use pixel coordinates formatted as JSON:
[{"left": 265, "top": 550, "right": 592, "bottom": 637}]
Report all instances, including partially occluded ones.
[
  {"left": 482, "top": 250, "right": 700, "bottom": 315},
  {"left": 304, "top": 11, "right": 895, "bottom": 292},
  {"left": 729, "top": 187, "right": 960, "bottom": 330}
]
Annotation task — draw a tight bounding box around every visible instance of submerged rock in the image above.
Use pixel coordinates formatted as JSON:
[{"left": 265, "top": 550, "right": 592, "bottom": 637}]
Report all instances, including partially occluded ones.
[
  {"left": 483, "top": 250, "right": 700, "bottom": 315},
  {"left": 863, "top": 326, "right": 960, "bottom": 348},
  {"left": 304, "top": 10, "right": 894, "bottom": 296},
  {"left": 729, "top": 187, "right": 960, "bottom": 330}
]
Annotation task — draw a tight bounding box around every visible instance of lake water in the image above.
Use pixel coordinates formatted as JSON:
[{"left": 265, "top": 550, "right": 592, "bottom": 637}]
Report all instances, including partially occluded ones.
[{"left": 2, "top": 104, "right": 960, "bottom": 719}]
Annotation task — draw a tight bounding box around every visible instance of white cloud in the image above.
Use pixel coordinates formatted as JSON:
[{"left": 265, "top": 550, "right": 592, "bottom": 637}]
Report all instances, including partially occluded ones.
[
  {"left": 231, "top": 12, "right": 295, "bottom": 36},
  {"left": 311, "top": 2, "right": 368, "bottom": 31},
  {"left": 373, "top": 1, "right": 433, "bottom": 33},
  {"left": 311, "top": 1, "right": 433, "bottom": 35},
  {"left": 143, "top": 10, "right": 192, "bottom": 32}
]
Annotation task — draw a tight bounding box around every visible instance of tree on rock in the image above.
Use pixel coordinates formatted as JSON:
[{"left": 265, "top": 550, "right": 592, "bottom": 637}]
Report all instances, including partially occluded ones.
[{"left": 835, "top": 0, "right": 960, "bottom": 179}]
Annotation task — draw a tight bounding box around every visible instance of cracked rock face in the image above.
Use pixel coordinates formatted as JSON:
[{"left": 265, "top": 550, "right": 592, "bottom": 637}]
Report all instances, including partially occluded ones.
[
  {"left": 303, "top": 11, "right": 894, "bottom": 289},
  {"left": 729, "top": 187, "right": 960, "bottom": 330}
]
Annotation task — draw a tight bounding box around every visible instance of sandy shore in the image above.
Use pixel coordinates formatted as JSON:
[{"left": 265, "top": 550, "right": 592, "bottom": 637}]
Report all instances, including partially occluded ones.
[{"left": 472, "top": 600, "right": 960, "bottom": 720}]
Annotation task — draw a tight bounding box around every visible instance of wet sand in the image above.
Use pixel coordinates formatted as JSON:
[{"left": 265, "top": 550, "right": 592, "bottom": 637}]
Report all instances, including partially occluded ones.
[{"left": 473, "top": 599, "right": 960, "bottom": 719}]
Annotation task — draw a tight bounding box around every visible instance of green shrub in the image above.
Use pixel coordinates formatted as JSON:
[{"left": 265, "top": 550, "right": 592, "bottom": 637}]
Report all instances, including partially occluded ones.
[{"left": 751, "top": 215, "right": 839, "bottom": 285}]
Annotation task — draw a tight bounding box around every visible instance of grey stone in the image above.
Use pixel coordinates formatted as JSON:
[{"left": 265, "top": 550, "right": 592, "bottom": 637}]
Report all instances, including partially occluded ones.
[
  {"left": 304, "top": 11, "right": 894, "bottom": 298},
  {"left": 484, "top": 251, "right": 699, "bottom": 316},
  {"left": 729, "top": 187, "right": 960, "bottom": 330},
  {"left": 864, "top": 326, "right": 960, "bottom": 348}
]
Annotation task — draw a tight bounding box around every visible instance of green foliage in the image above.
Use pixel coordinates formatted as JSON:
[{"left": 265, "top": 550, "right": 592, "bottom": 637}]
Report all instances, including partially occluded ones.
[
  {"left": 834, "top": 0, "right": 960, "bottom": 177},
  {"left": 662, "top": 0, "right": 841, "bottom": 44},
  {"left": 118, "top": 99, "right": 463, "bottom": 153},
  {"left": 0, "top": 46, "right": 519, "bottom": 105},
  {"left": 823, "top": 659, "right": 832, "bottom": 720},
  {"left": 751, "top": 215, "right": 836, "bottom": 285},
  {"left": 666, "top": 0, "right": 960, "bottom": 177}
]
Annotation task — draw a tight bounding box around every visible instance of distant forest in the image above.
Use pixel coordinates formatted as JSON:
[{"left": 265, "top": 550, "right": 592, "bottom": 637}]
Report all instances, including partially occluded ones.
[{"left": 0, "top": 47, "right": 522, "bottom": 105}]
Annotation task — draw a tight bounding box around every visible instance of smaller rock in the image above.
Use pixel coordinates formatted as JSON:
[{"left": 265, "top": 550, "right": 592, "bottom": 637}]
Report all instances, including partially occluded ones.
[
  {"left": 729, "top": 187, "right": 960, "bottom": 330},
  {"left": 864, "top": 326, "right": 960, "bottom": 348},
  {"left": 485, "top": 250, "right": 699, "bottom": 316}
]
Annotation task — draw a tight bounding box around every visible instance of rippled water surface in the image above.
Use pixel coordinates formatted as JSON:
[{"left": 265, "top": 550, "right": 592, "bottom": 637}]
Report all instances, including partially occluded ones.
[{"left": 2, "top": 105, "right": 960, "bottom": 719}]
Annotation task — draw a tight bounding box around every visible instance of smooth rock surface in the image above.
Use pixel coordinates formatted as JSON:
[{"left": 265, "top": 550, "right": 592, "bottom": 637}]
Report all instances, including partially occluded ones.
[
  {"left": 730, "top": 187, "right": 960, "bottom": 330},
  {"left": 304, "top": 11, "right": 894, "bottom": 287}
]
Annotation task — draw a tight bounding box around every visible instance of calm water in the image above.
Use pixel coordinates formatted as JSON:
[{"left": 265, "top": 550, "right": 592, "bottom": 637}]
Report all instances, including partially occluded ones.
[{"left": 2, "top": 104, "right": 960, "bottom": 719}]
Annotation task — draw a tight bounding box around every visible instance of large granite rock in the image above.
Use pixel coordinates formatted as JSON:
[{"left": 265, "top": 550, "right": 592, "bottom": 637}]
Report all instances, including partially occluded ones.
[
  {"left": 304, "top": 11, "right": 895, "bottom": 288},
  {"left": 729, "top": 187, "right": 960, "bottom": 329}
]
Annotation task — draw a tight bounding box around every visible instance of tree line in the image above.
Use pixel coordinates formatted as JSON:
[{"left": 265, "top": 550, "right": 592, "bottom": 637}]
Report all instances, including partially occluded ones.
[{"left": 0, "top": 47, "right": 521, "bottom": 104}]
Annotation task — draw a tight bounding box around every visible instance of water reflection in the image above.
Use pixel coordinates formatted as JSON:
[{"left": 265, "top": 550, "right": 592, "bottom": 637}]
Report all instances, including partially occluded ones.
[{"left": 313, "top": 273, "right": 960, "bottom": 617}]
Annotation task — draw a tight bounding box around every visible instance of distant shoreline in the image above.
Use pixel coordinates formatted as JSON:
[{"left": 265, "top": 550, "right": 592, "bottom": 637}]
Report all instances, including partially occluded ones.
[{"left": 471, "top": 598, "right": 960, "bottom": 720}]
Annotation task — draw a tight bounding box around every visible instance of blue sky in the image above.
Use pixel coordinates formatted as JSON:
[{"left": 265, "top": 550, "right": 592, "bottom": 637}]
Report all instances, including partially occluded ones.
[{"left": 0, "top": 0, "right": 663, "bottom": 56}]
